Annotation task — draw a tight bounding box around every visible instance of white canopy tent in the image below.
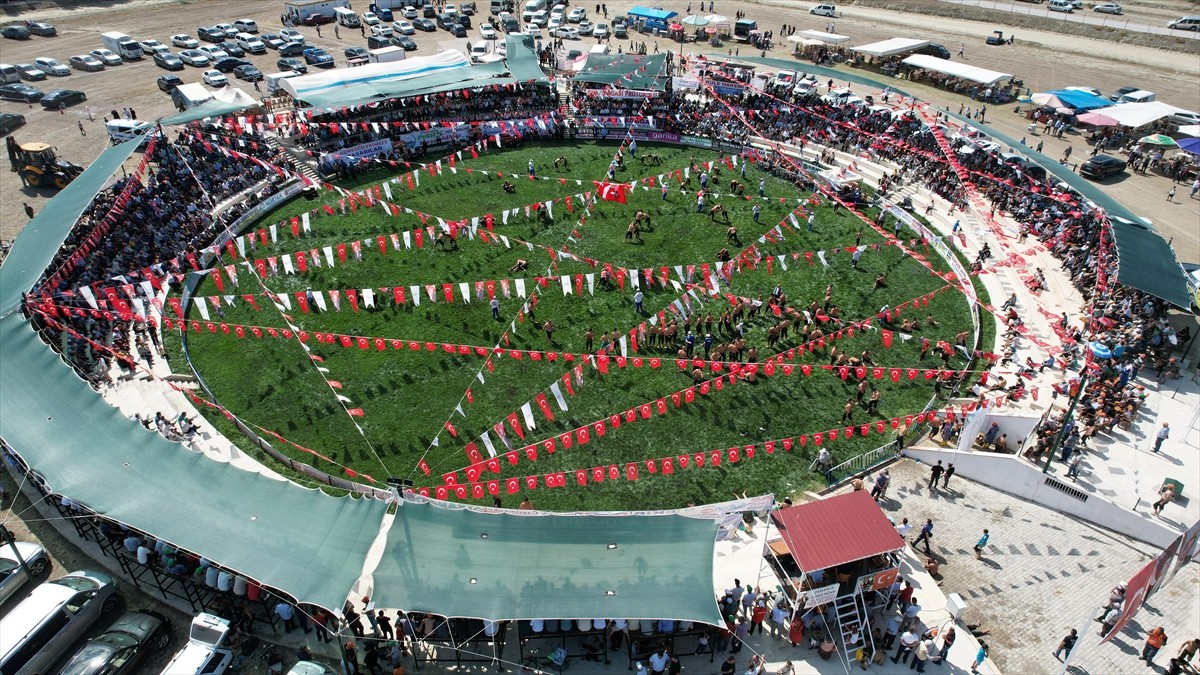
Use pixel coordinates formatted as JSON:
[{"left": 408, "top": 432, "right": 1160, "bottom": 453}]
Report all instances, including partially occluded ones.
[
  {"left": 852, "top": 38, "right": 930, "bottom": 58},
  {"left": 280, "top": 51, "right": 471, "bottom": 100},
  {"left": 1179, "top": 124, "right": 1200, "bottom": 137},
  {"left": 795, "top": 29, "right": 851, "bottom": 45},
  {"left": 900, "top": 54, "right": 1012, "bottom": 86},
  {"left": 1085, "top": 101, "right": 1189, "bottom": 129}
]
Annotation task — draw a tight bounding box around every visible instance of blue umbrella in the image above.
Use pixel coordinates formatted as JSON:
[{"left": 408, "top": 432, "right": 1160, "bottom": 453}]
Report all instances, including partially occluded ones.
[
  {"left": 1088, "top": 342, "right": 1113, "bottom": 359},
  {"left": 1177, "top": 137, "right": 1200, "bottom": 155}
]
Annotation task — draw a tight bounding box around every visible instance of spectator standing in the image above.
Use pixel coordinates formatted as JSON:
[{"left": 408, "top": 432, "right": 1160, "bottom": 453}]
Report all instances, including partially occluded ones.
[
  {"left": 970, "top": 642, "right": 988, "bottom": 674},
  {"left": 1143, "top": 627, "right": 1168, "bottom": 665},
  {"left": 928, "top": 461, "right": 945, "bottom": 489},
  {"left": 1154, "top": 423, "right": 1170, "bottom": 453},
  {"left": 974, "top": 529, "right": 990, "bottom": 560},
  {"left": 1054, "top": 629, "right": 1077, "bottom": 660}
]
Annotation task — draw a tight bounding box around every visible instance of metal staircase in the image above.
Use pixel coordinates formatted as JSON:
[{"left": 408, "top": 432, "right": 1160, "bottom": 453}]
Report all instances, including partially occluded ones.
[
  {"left": 832, "top": 589, "right": 875, "bottom": 672},
  {"left": 265, "top": 134, "right": 321, "bottom": 184}
]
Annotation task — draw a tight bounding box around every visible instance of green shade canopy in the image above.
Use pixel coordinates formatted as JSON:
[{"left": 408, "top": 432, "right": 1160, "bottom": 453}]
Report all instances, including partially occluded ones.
[
  {"left": 574, "top": 53, "right": 671, "bottom": 92},
  {"left": 372, "top": 498, "right": 723, "bottom": 623}
]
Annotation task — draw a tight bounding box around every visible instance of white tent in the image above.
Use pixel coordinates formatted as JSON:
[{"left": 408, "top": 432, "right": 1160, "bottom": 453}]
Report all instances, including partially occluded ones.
[
  {"left": 281, "top": 51, "right": 470, "bottom": 100},
  {"left": 852, "top": 38, "right": 930, "bottom": 58},
  {"left": 1179, "top": 124, "right": 1200, "bottom": 137},
  {"left": 795, "top": 29, "right": 851, "bottom": 45},
  {"left": 1085, "top": 101, "right": 1188, "bottom": 129},
  {"left": 900, "top": 54, "right": 1012, "bottom": 86}
]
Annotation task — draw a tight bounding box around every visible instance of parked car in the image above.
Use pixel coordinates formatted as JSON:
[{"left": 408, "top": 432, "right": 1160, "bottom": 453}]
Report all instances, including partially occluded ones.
[
  {"left": 34, "top": 57, "right": 70, "bottom": 76},
  {"left": 810, "top": 4, "right": 838, "bottom": 16},
  {"left": 197, "top": 26, "right": 226, "bottom": 42},
  {"left": 480, "top": 23, "right": 497, "bottom": 39},
  {"left": 394, "top": 19, "right": 416, "bottom": 34},
  {"left": 447, "top": 22, "right": 467, "bottom": 36},
  {"left": 1109, "top": 85, "right": 1138, "bottom": 101},
  {"left": 578, "top": 20, "right": 594, "bottom": 34},
  {"left": 213, "top": 22, "right": 237, "bottom": 37},
  {"left": 90, "top": 48, "right": 123, "bottom": 66},
  {"left": 279, "top": 41, "right": 306, "bottom": 56},
  {"left": 233, "top": 19, "right": 259, "bottom": 33},
  {"left": 552, "top": 26, "right": 578, "bottom": 38},
  {"left": 277, "top": 57, "right": 308, "bottom": 73},
  {"left": 361, "top": 11, "right": 382, "bottom": 25},
  {"left": 345, "top": 46, "right": 370, "bottom": 61},
  {"left": 280, "top": 28, "right": 306, "bottom": 44},
  {"left": 2, "top": 25, "right": 32, "bottom": 40},
  {"left": 198, "top": 45, "right": 229, "bottom": 60},
  {"left": 367, "top": 35, "right": 392, "bottom": 48},
  {"left": 40, "top": 88, "right": 86, "bottom": 109},
  {"left": 1169, "top": 110, "right": 1200, "bottom": 125},
  {"left": 27, "top": 21, "right": 57, "bottom": 37},
  {"left": 568, "top": 7, "right": 586, "bottom": 21},
  {"left": 424, "top": 4, "right": 438, "bottom": 17},
  {"left": 261, "top": 33, "right": 286, "bottom": 49},
  {"left": 140, "top": 39, "right": 169, "bottom": 54},
  {"left": 58, "top": 609, "right": 172, "bottom": 675},
  {"left": 592, "top": 22, "right": 609, "bottom": 38},
  {"left": 1080, "top": 154, "right": 1128, "bottom": 179},
  {"left": 0, "top": 541, "right": 49, "bottom": 605},
  {"left": 16, "top": 64, "right": 47, "bottom": 81},
  {"left": 157, "top": 73, "right": 183, "bottom": 92},
  {"left": 218, "top": 41, "right": 246, "bottom": 57},
  {"left": 374, "top": 7, "right": 395, "bottom": 21},
  {"left": 1093, "top": 2, "right": 1122, "bottom": 13},
  {"left": 0, "top": 83, "right": 44, "bottom": 102},
  {"left": 917, "top": 42, "right": 951, "bottom": 59},
  {"left": 303, "top": 47, "right": 334, "bottom": 66},
  {"left": 179, "top": 50, "right": 211, "bottom": 67},
  {"left": 0, "top": 112, "right": 26, "bottom": 135},
  {"left": 202, "top": 70, "right": 228, "bottom": 86},
  {"left": 233, "top": 64, "right": 263, "bottom": 81},
  {"left": 302, "top": 13, "right": 335, "bottom": 25},
  {"left": 236, "top": 33, "right": 266, "bottom": 53},
  {"left": 403, "top": 6, "right": 419, "bottom": 19},
  {"left": 69, "top": 54, "right": 105, "bottom": 72},
  {"left": 153, "top": 51, "right": 185, "bottom": 70},
  {"left": 171, "top": 33, "right": 200, "bottom": 48},
  {"left": 0, "top": 570, "right": 120, "bottom": 675},
  {"left": 394, "top": 34, "right": 418, "bottom": 49},
  {"left": 212, "top": 57, "right": 251, "bottom": 72},
  {"left": 413, "top": 18, "right": 437, "bottom": 31}
]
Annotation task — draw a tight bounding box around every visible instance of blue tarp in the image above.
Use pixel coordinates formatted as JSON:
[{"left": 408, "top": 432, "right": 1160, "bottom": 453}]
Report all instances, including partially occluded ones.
[
  {"left": 1048, "top": 89, "right": 1111, "bottom": 112},
  {"left": 627, "top": 5, "right": 678, "bottom": 20}
]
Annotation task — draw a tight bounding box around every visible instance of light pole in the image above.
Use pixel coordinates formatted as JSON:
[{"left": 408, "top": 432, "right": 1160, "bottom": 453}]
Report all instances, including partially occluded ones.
[{"left": 1043, "top": 372, "right": 1088, "bottom": 474}]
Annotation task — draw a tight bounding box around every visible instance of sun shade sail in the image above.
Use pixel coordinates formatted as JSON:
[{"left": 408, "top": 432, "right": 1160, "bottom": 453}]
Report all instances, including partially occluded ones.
[
  {"left": 770, "top": 491, "right": 904, "bottom": 572},
  {"left": 371, "top": 497, "right": 723, "bottom": 624},
  {"left": 574, "top": 53, "right": 671, "bottom": 91}
]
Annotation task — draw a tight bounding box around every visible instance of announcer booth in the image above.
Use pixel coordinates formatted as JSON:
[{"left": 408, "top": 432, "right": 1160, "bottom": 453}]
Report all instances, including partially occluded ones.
[{"left": 765, "top": 491, "right": 905, "bottom": 670}]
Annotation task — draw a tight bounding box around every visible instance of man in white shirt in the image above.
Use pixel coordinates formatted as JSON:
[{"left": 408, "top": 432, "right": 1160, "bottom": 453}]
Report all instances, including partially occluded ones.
[
  {"left": 648, "top": 648, "right": 670, "bottom": 674},
  {"left": 895, "top": 517, "right": 912, "bottom": 539}
]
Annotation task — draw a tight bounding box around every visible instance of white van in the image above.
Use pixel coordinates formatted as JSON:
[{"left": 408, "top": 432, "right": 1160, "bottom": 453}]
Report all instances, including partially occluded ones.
[
  {"left": 335, "top": 7, "right": 362, "bottom": 27},
  {"left": 106, "top": 119, "right": 157, "bottom": 146},
  {"left": 1048, "top": 0, "right": 1074, "bottom": 12},
  {"left": 589, "top": 43, "right": 609, "bottom": 55},
  {"left": 0, "top": 570, "right": 119, "bottom": 675},
  {"left": 469, "top": 40, "right": 490, "bottom": 62},
  {"left": 522, "top": 0, "right": 546, "bottom": 22},
  {"left": 1117, "top": 89, "right": 1156, "bottom": 104},
  {"left": 160, "top": 613, "right": 234, "bottom": 675}
]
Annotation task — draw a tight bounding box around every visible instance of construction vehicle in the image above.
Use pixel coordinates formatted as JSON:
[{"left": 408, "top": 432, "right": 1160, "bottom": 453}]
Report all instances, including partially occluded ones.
[{"left": 7, "top": 138, "right": 84, "bottom": 189}]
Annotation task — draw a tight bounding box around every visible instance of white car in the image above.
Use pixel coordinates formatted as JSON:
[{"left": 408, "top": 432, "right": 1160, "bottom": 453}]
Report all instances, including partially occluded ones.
[
  {"left": 821, "top": 88, "right": 864, "bottom": 106},
  {"left": 236, "top": 32, "right": 266, "bottom": 52},
  {"left": 552, "top": 26, "right": 578, "bottom": 38},
  {"left": 496, "top": 40, "right": 507, "bottom": 56},
  {"left": 394, "top": 20, "right": 416, "bottom": 34},
  {"left": 1093, "top": 2, "right": 1122, "bottom": 12},
  {"left": 198, "top": 45, "right": 229, "bottom": 60},
  {"left": 548, "top": 16, "right": 563, "bottom": 30},
  {"left": 202, "top": 70, "right": 228, "bottom": 86},
  {"left": 172, "top": 33, "right": 200, "bottom": 48},
  {"left": 402, "top": 6, "right": 419, "bottom": 18},
  {"left": 480, "top": 24, "right": 497, "bottom": 39},
  {"left": 773, "top": 69, "right": 796, "bottom": 88},
  {"left": 215, "top": 22, "right": 238, "bottom": 37},
  {"left": 361, "top": 11, "right": 382, "bottom": 24},
  {"left": 90, "top": 48, "right": 124, "bottom": 66},
  {"left": 1170, "top": 110, "right": 1200, "bottom": 125},
  {"left": 568, "top": 7, "right": 586, "bottom": 21},
  {"left": 280, "top": 28, "right": 305, "bottom": 44},
  {"left": 140, "top": 39, "right": 170, "bottom": 54},
  {"left": 525, "top": 25, "right": 542, "bottom": 38},
  {"left": 593, "top": 21, "right": 609, "bottom": 38},
  {"left": 578, "top": 20, "right": 594, "bottom": 34},
  {"left": 234, "top": 19, "right": 259, "bottom": 33},
  {"left": 810, "top": 4, "right": 838, "bottom": 16},
  {"left": 179, "top": 49, "right": 211, "bottom": 66},
  {"left": 34, "top": 57, "right": 70, "bottom": 76},
  {"left": 445, "top": 3, "right": 458, "bottom": 14}
]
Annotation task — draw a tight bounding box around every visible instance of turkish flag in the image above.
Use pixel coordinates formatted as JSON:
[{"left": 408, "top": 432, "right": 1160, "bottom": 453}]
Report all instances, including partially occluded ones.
[
  {"left": 608, "top": 465, "right": 620, "bottom": 481},
  {"left": 882, "top": 330, "right": 893, "bottom": 348},
  {"left": 646, "top": 459, "right": 658, "bottom": 473},
  {"left": 523, "top": 475, "right": 538, "bottom": 491},
  {"left": 626, "top": 463, "right": 639, "bottom": 481},
  {"left": 418, "top": 459, "right": 431, "bottom": 476},
  {"left": 534, "top": 393, "right": 555, "bottom": 421},
  {"left": 485, "top": 458, "right": 501, "bottom": 473},
  {"left": 592, "top": 467, "right": 606, "bottom": 483},
  {"left": 487, "top": 480, "right": 500, "bottom": 495},
  {"left": 524, "top": 446, "right": 538, "bottom": 462},
  {"left": 655, "top": 398, "right": 668, "bottom": 415},
  {"left": 662, "top": 458, "right": 675, "bottom": 474},
  {"left": 506, "top": 450, "right": 519, "bottom": 465},
  {"left": 506, "top": 477, "right": 520, "bottom": 494},
  {"left": 454, "top": 485, "right": 468, "bottom": 500},
  {"left": 594, "top": 181, "right": 628, "bottom": 203},
  {"left": 465, "top": 442, "right": 483, "bottom": 464},
  {"left": 728, "top": 447, "right": 740, "bottom": 463},
  {"left": 435, "top": 486, "right": 448, "bottom": 500},
  {"left": 576, "top": 469, "right": 588, "bottom": 485},
  {"left": 442, "top": 472, "right": 459, "bottom": 486},
  {"left": 466, "top": 465, "right": 481, "bottom": 482},
  {"left": 471, "top": 483, "right": 485, "bottom": 500},
  {"left": 542, "top": 438, "right": 556, "bottom": 454}
]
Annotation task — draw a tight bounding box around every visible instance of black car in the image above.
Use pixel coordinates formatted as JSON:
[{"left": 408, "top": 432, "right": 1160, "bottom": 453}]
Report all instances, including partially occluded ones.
[
  {"left": 918, "top": 42, "right": 951, "bottom": 59},
  {"left": 28, "top": 22, "right": 57, "bottom": 37},
  {"left": 0, "top": 112, "right": 27, "bottom": 135},
  {"left": 2, "top": 25, "right": 31, "bottom": 39},
  {"left": 212, "top": 57, "right": 251, "bottom": 73},
  {"left": 277, "top": 57, "right": 308, "bottom": 74},
  {"left": 424, "top": 5, "right": 438, "bottom": 17},
  {"left": 58, "top": 610, "right": 171, "bottom": 675},
  {"left": 393, "top": 35, "right": 418, "bottom": 50},
  {"left": 0, "top": 83, "right": 44, "bottom": 102},
  {"left": 457, "top": 14, "right": 472, "bottom": 28},
  {"left": 414, "top": 18, "right": 438, "bottom": 31},
  {"left": 1080, "top": 154, "right": 1128, "bottom": 180},
  {"left": 157, "top": 74, "right": 183, "bottom": 92},
  {"left": 447, "top": 22, "right": 467, "bottom": 37},
  {"left": 233, "top": 64, "right": 263, "bottom": 81},
  {"left": 197, "top": 26, "right": 225, "bottom": 42},
  {"left": 367, "top": 35, "right": 392, "bottom": 48},
  {"left": 345, "top": 46, "right": 370, "bottom": 63},
  {"left": 218, "top": 41, "right": 246, "bottom": 57},
  {"left": 1110, "top": 85, "right": 1138, "bottom": 101},
  {"left": 153, "top": 51, "right": 185, "bottom": 70},
  {"left": 40, "top": 89, "right": 86, "bottom": 109},
  {"left": 278, "top": 41, "right": 305, "bottom": 56}
]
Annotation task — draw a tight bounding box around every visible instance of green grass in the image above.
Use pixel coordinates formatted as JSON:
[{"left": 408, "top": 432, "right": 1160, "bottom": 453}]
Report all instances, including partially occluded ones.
[{"left": 166, "top": 141, "right": 986, "bottom": 510}]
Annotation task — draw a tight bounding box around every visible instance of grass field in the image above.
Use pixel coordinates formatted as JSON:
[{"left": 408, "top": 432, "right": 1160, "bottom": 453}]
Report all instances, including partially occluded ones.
[{"left": 166, "top": 140, "right": 986, "bottom": 510}]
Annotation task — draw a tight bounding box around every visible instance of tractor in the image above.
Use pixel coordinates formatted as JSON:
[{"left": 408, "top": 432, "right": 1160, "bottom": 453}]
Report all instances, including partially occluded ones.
[{"left": 7, "top": 138, "right": 84, "bottom": 189}]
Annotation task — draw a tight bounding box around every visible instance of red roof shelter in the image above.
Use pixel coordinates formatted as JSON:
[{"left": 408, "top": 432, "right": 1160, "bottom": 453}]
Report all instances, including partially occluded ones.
[{"left": 770, "top": 490, "right": 905, "bottom": 572}]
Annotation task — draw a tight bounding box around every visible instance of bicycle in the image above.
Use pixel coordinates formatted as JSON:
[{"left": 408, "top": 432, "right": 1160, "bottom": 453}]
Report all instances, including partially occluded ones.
[{"left": 521, "top": 647, "right": 570, "bottom": 673}]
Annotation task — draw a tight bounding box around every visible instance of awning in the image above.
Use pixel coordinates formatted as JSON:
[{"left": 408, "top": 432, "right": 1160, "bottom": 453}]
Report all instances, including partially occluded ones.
[
  {"left": 1110, "top": 217, "right": 1193, "bottom": 308},
  {"left": 852, "top": 38, "right": 930, "bottom": 58},
  {"left": 1085, "top": 101, "right": 1184, "bottom": 129},
  {"left": 770, "top": 491, "right": 904, "bottom": 572},
  {"left": 795, "top": 29, "right": 850, "bottom": 45},
  {"left": 372, "top": 497, "right": 723, "bottom": 624},
  {"left": 1045, "top": 88, "right": 1111, "bottom": 112},
  {"left": 505, "top": 34, "right": 548, "bottom": 84},
  {"left": 161, "top": 88, "right": 259, "bottom": 126},
  {"left": 900, "top": 54, "right": 1012, "bottom": 86},
  {"left": 626, "top": 5, "right": 678, "bottom": 20},
  {"left": 575, "top": 52, "right": 671, "bottom": 91}
]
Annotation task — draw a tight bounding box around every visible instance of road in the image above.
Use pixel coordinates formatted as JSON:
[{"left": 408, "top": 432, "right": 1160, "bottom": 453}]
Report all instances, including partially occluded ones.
[{"left": 937, "top": 0, "right": 1200, "bottom": 40}]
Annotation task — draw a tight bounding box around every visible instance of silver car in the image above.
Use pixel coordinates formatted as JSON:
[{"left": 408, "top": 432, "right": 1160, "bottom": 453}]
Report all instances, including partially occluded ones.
[{"left": 0, "top": 541, "right": 50, "bottom": 606}]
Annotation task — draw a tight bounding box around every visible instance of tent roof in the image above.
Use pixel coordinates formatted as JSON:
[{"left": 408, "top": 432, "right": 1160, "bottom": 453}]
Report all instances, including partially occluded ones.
[
  {"left": 626, "top": 5, "right": 678, "bottom": 20},
  {"left": 575, "top": 52, "right": 671, "bottom": 91},
  {"left": 162, "top": 88, "right": 259, "bottom": 126},
  {"left": 770, "top": 491, "right": 904, "bottom": 572},
  {"left": 505, "top": 34, "right": 547, "bottom": 84},
  {"left": 900, "top": 54, "right": 1012, "bottom": 86},
  {"left": 852, "top": 38, "right": 929, "bottom": 58},
  {"left": 1045, "top": 88, "right": 1111, "bottom": 112},
  {"left": 1085, "top": 101, "right": 1183, "bottom": 129},
  {"left": 372, "top": 497, "right": 723, "bottom": 624},
  {"left": 1109, "top": 217, "right": 1192, "bottom": 308},
  {"left": 795, "top": 29, "right": 850, "bottom": 45}
]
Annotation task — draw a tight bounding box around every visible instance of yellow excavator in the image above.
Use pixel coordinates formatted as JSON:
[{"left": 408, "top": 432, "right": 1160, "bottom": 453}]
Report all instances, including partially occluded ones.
[{"left": 6, "top": 137, "right": 84, "bottom": 189}]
